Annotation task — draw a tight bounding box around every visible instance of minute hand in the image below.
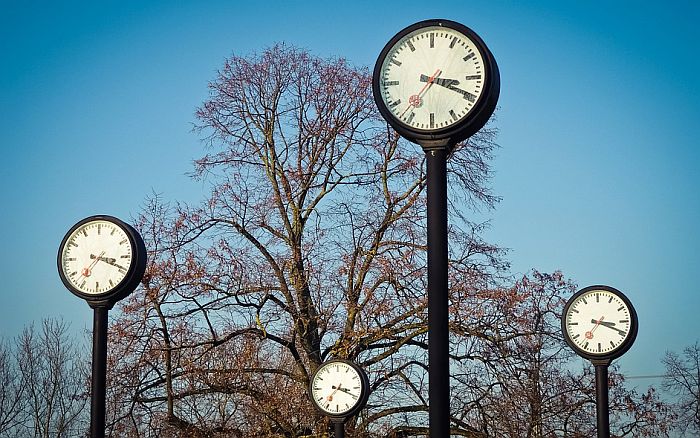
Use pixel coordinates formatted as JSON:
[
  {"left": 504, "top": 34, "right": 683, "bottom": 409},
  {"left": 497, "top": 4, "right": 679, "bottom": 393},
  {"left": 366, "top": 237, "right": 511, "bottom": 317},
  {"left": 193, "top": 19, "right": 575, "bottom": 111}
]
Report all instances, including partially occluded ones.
[
  {"left": 593, "top": 320, "right": 627, "bottom": 336},
  {"left": 419, "top": 74, "right": 477, "bottom": 102}
]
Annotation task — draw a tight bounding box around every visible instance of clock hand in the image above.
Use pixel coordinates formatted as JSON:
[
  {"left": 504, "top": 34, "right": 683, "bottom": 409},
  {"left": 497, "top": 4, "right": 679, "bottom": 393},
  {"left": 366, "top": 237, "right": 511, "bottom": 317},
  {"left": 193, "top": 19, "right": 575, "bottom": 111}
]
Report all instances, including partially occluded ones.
[
  {"left": 595, "top": 320, "right": 627, "bottom": 336},
  {"left": 419, "top": 74, "right": 460, "bottom": 88},
  {"left": 337, "top": 387, "right": 357, "bottom": 398},
  {"left": 444, "top": 84, "right": 478, "bottom": 102},
  {"left": 91, "top": 254, "right": 126, "bottom": 270},
  {"left": 104, "top": 258, "right": 128, "bottom": 271},
  {"left": 327, "top": 383, "right": 342, "bottom": 402},
  {"left": 584, "top": 316, "right": 604, "bottom": 340},
  {"left": 400, "top": 69, "right": 441, "bottom": 117},
  {"left": 81, "top": 251, "right": 105, "bottom": 278},
  {"left": 419, "top": 74, "right": 477, "bottom": 101},
  {"left": 91, "top": 254, "right": 117, "bottom": 264}
]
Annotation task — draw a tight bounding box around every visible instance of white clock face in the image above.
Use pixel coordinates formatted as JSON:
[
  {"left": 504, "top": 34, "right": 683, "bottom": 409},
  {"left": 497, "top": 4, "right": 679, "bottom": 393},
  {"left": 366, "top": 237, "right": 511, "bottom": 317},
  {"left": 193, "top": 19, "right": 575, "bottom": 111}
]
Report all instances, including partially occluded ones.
[
  {"left": 378, "top": 25, "right": 487, "bottom": 131},
  {"left": 564, "top": 289, "right": 633, "bottom": 356},
  {"left": 60, "top": 219, "right": 133, "bottom": 295},
  {"left": 311, "top": 361, "right": 365, "bottom": 416}
]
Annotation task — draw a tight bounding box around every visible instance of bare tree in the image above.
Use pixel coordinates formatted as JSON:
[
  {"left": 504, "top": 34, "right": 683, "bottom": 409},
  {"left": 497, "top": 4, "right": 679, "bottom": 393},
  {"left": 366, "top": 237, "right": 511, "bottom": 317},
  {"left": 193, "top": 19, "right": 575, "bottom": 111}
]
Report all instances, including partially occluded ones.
[
  {"left": 663, "top": 341, "right": 700, "bottom": 435},
  {"left": 17, "top": 318, "right": 89, "bottom": 437},
  {"left": 436, "top": 271, "right": 673, "bottom": 438},
  {"left": 0, "top": 318, "right": 89, "bottom": 438},
  {"left": 106, "top": 43, "right": 502, "bottom": 437},
  {"left": 104, "top": 44, "right": 673, "bottom": 437},
  {"left": 0, "top": 338, "right": 26, "bottom": 435}
]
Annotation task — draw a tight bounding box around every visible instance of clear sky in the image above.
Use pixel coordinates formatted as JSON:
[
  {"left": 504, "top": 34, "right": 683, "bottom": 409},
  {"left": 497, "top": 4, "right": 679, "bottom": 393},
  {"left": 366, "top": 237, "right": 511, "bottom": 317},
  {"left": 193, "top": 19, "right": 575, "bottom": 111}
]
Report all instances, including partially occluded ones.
[{"left": 1, "top": 0, "right": 698, "bottom": 385}]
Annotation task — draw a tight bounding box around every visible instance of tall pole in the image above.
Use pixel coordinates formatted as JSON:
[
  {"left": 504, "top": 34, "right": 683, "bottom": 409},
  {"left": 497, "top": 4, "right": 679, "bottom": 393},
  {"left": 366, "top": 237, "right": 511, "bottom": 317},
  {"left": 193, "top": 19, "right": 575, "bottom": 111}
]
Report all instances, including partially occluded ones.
[
  {"left": 594, "top": 362, "right": 610, "bottom": 438},
  {"left": 333, "top": 421, "right": 345, "bottom": 438},
  {"left": 91, "top": 306, "right": 109, "bottom": 438},
  {"left": 426, "top": 145, "right": 450, "bottom": 436}
]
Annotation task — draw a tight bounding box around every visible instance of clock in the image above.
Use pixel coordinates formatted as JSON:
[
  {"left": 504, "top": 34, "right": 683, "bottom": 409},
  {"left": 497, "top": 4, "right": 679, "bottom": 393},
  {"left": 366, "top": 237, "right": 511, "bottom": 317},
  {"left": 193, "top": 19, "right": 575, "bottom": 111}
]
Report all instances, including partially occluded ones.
[
  {"left": 562, "top": 285, "right": 638, "bottom": 361},
  {"left": 309, "top": 359, "right": 370, "bottom": 420},
  {"left": 372, "top": 19, "right": 499, "bottom": 145},
  {"left": 58, "top": 215, "right": 147, "bottom": 307}
]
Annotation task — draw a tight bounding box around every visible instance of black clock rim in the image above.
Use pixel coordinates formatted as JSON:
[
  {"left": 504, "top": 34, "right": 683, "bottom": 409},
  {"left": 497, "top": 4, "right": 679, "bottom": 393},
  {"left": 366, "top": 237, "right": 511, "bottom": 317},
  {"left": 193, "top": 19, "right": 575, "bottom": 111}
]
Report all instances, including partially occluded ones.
[
  {"left": 372, "top": 18, "right": 500, "bottom": 145},
  {"left": 308, "top": 358, "right": 370, "bottom": 420},
  {"left": 561, "top": 285, "right": 639, "bottom": 362},
  {"left": 57, "top": 214, "right": 147, "bottom": 307}
]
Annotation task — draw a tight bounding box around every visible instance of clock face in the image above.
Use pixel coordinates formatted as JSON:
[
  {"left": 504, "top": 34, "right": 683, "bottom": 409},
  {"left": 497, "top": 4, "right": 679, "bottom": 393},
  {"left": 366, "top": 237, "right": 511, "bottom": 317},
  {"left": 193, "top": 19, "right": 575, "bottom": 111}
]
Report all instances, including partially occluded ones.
[
  {"left": 563, "top": 287, "right": 637, "bottom": 358},
  {"left": 377, "top": 24, "right": 487, "bottom": 132},
  {"left": 59, "top": 219, "right": 134, "bottom": 295},
  {"left": 310, "top": 360, "right": 367, "bottom": 417}
]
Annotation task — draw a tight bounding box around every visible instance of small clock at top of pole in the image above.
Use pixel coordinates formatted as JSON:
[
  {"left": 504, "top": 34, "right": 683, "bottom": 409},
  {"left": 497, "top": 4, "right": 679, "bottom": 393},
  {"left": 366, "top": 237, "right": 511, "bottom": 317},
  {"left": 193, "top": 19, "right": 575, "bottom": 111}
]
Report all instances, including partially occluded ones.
[
  {"left": 309, "top": 359, "right": 370, "bottom": 422},
  {"left": 562, "top": 285, "right": 638, "bottom": 363},
  {"left": 58, "top": 215, "right": 147, "bottom": 308},
  {"left": 372, "top": 19, "right": 500, "bottom": 147}
]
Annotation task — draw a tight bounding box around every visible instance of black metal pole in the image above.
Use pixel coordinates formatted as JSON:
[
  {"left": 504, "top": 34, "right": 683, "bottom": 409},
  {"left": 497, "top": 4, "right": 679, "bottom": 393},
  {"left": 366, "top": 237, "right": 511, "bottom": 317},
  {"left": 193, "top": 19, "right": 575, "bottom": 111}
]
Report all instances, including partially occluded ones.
[
  {"left": 91, "top": 306, "right": 109, "bottom": 438},
  {"left": 426, "top": 146, "right": 450, "bottom": 437},
  {"left": 594, "top": 363, "right": 610, "bottom": 438},
  {"left": 333, "top": 421, "right": 345, "bottom": 438}
]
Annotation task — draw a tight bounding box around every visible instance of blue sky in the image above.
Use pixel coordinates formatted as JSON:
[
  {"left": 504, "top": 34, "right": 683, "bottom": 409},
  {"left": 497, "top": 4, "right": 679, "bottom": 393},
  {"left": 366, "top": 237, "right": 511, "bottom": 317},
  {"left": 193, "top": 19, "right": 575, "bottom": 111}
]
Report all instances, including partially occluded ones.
[{"left": 1, "top": 0, "right": 698, "bottom": 384}]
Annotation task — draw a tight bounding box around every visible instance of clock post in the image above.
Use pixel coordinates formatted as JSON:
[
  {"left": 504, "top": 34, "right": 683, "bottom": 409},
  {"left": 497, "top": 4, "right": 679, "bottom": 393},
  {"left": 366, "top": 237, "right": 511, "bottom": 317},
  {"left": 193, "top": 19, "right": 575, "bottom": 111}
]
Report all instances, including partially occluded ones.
[
  {"left": 308, "top": 359, "right": 370, "bottom": 438},
  {"left": 372, "top": 19, "right": 499, "bottom": 436},
  {"left": 561, "top": 285, "right": 639, "bottom": 438},
  {"left": 58, "top": 215, "right": 147, "bottom": 438},
  {"left": 593, "top": 358, "right": 611, "bottom": 438},
  {"left": 425, "top": 139, "right": 451, "bottom": 436},
  {"left": 333, "top": 420, "right": 346, "bottom": 438}
]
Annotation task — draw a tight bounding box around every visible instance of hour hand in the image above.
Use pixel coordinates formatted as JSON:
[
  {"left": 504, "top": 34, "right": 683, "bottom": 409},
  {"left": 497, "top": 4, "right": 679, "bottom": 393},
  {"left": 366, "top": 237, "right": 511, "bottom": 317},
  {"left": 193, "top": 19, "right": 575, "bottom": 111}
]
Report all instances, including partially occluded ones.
[{"left": 420, "top": 74, "right": 459, "bottom": 88}]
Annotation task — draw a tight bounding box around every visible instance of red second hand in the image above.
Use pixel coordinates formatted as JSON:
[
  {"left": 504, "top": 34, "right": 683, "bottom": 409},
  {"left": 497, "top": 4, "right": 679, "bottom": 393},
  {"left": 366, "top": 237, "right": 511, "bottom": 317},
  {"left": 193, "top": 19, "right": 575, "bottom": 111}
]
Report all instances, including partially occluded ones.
[
  {"left": 400, "top": 69, "right": 442, "bottom": 117},
  {"left": 585, "top": 316, "right": 604, "bottom": 339},
  {"left": 327, "top": 383, "right": 342, "bottom": 402},
  {"left": 80, "top": 251, "right": 105, "bottom": 279}
]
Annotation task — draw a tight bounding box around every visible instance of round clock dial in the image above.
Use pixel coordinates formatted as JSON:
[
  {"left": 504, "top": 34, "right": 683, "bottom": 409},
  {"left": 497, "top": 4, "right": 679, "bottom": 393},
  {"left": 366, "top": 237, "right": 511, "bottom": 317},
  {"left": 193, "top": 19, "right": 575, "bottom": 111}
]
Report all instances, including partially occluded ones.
[
  {"left": 58, "top": 215, "right": 146, "bottom": 302},
  {"left": 309, "top": 359, "right": 369, "bottom": 418},
  {"left": 373, "top": 19, "right": 499, "bottom": 144},
  {"left": 379, "top": 26, "right": 484, "bottom": 131},
  {"left": 562, "top": 286, "right": 638, "bottom": 360}
]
